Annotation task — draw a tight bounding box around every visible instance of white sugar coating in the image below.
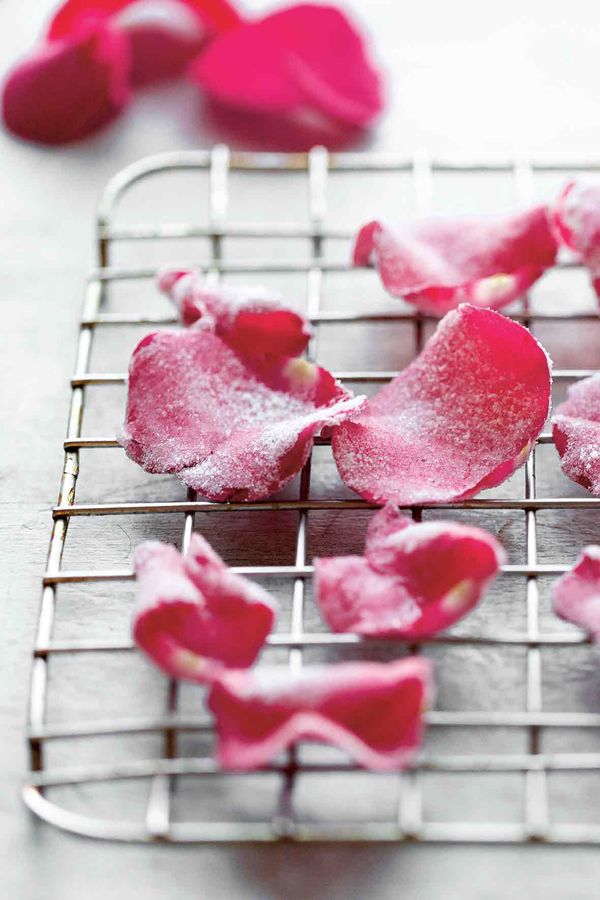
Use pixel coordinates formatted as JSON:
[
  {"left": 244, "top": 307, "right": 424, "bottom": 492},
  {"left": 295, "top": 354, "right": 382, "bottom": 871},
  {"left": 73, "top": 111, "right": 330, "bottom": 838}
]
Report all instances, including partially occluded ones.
[
  {"left": 332, "top": 305, "right": 552, "bottom": 504},
  {"left": 553, "top": 375, "right": 600, "bottom": 495},
  {"left": 222, "top": 658, "right": 426, "bottom": 705},
  {"left": 121, "top": 330, "right": 364, "bottom": 501}
]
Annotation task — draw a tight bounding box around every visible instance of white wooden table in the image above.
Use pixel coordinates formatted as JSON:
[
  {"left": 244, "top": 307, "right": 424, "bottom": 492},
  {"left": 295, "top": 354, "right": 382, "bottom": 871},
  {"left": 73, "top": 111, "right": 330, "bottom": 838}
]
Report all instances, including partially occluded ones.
[{"left": 3, "top": 0, "right": 600, "bottom": 896}]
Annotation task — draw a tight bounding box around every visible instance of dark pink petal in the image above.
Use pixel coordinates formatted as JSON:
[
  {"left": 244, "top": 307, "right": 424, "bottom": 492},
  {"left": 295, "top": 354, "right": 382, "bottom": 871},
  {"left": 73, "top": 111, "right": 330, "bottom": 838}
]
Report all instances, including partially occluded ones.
[
  {"left": 2, "top": 23, "right": 130, "bottom": 144},
  {"left": 552, "top": 181, "right": 600, "bottom": 301},
  {"left": 133, "top": 534, "right": 276, "bottom": 681},
  {"left": 126, "top": 23, "right": 205, "bottom": 87},
  {"left": 552, "top": 375, "right": 600, "bottom": 495},
  {"left": 190, "top": 3, "right": 384, "bottom": 127},
  {"left": 48, "top": 0, "right": 242, "bottom": 39},
  {"left": 314, "top": 504, "right": 504, "bottom": 638},
  {"left": 353, "top": 207, "right": 558, "bottom": 316},
  {"left": 208, "top": 658, "right": 432, "bottom": 771},
  {"left": 120, "top": 329, "right": 365, "bottom": 501},
  {"left": 332, "top": 304, "right": 551, "bottom": 506},
  {"left": 158, "top": 267, "right": 311, "bottom": 357},
  {"left": 552, "top": 547, "right": 600, "bottom": 641}
]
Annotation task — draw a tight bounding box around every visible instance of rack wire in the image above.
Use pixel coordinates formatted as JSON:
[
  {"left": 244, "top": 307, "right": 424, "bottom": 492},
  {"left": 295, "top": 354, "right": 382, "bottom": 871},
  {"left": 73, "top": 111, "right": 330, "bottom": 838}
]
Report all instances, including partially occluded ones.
[{"left": 24, "top": 147, "right": 600, "bottom": 843}]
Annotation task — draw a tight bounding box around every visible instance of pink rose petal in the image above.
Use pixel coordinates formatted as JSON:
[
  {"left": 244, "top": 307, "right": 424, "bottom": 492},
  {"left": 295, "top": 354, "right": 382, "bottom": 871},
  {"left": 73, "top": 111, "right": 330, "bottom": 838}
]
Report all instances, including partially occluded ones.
[
  {"left": 552, "top": 375, "right": 600, "bottom": 495},
  {"left": 120, "top": 328, "right": 365, "bottom": 501},
  {"left": 552, "top": 547, "right": 600, "bottom": 642},
  {"left": 208, "top": 657, "right": 432, "bottom": 771},
  {"left": 48, "top": 0, "right": 242, "bottom": 40},
  {"left": 190, "top": 3, "right": 384, "bottom": 128},
  {"left": 2, "top": 22, "right": 130, "bottom": 144},
  {"left": 552, "top": 181, "right": 600, "bottom": 300},
  {"left": 158, "top": 267, "right": 311, "bottom": 357},
  {"left": 332, "top": 304, "right": 552, "bottom": 506},
  {"left": 314, "top": 504, "right": 504, "bottom": 638},
  {"left": 353, "top": 207, "right": 558, "bottom": 316},
  {"left": 133, "top": 534, "right": 276, "bottom": 681}
]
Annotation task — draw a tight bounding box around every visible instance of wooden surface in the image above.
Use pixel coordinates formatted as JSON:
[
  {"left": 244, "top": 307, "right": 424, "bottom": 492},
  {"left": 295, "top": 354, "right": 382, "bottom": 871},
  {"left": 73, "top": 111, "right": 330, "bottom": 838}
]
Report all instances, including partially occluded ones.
[{"left": 3, "top": 1, "right": 600, "bottom": 897}]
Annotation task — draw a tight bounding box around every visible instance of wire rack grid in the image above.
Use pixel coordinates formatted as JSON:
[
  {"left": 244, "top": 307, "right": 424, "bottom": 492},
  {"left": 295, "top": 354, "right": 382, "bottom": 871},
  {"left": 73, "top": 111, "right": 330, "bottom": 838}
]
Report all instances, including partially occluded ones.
[{"left": 23, "top": 146, "right": 600, "bottom": 843}]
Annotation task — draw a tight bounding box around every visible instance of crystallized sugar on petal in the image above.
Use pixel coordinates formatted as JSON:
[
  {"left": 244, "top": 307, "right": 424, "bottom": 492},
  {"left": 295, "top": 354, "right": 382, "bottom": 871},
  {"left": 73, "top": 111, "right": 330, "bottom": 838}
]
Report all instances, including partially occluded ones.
[
  {"left": 552, "top": 546, "right": 600, "bottom": 642},
  {"left": 353, "top": 207, "right": 558, "bottom": 315},
  {"left": 158, "top": 267, "right": 311, "bottom": 357},
  {"left": 331, "top": 305, "right": 552, "bottom": 506},
  {"left": 120, "top": 329, "right": 365, "bottom": 501},
  {"left": 314, "top": 504, "right": 504, "bottom": 638},
  {"left": 552, "top": 181, "right": 600, "bottom": 300},
  {"left": 133, "top": 534, "right": 276, "bottom": 681},
  {"left": 552, "top": 374, "right": 600, "bottom": 495},
  {"left": 208, "top": 658, "right": 432, "bottom": 771}
]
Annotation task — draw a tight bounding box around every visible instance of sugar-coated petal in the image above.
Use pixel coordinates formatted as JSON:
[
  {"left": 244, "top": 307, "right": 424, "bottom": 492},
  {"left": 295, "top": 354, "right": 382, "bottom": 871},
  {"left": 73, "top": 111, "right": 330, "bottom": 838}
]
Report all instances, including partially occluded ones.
[
  {"left": 190, "top": 3, "right": 384, "bottom": 127},
  {"left": 353, "top": 208, "right": 557, "bottom": 315},
  {"left": 120, "top": 329, "right": 365, "bottom": 501},
  {"left": 332, "top": 304, "right": 551, "bottom": 505},
  {"left": 158, "top": 267, "right": 311, "bottom": 357},
  {"left": 552, "top": 374, "right": 600, "bottom": 495},
  {"left": 552, "top": 546, "right": 600, "bottom": 641},
  {"left": 133, "top": 535, "right": 276, "bottom": 681},
  {"left": 2, "top": 23, "right": 130, "bottom": 144},
  {"left": 552, "top": 181, "right": 600, "bottom": 300},
  {"left": 314, "top": 504, "right": 504, "bottom": 638},
  {"left": 208, "top": 658, "right": 432, "bottom": 771}
]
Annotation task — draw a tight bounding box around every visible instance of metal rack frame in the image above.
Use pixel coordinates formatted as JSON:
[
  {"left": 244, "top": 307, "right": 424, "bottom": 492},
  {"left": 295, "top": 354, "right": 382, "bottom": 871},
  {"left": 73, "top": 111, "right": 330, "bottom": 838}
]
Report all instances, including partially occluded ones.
[{"left": 23, "top": 147, "right": 600, "bottom": 843}]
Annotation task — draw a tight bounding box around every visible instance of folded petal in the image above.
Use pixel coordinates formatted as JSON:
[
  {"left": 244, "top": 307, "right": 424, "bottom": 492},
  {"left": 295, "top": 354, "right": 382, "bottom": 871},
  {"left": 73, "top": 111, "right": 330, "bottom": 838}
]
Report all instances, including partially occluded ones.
[
  {"left": 552, "top": 181, "right": 600, "bottom": 300},
  {"left": 315, "top": 504, "right": 504, "bottom": 638},
  {"left": 133, "top": 534, "right": 276, "bottom": 681},
  {"left": 120, "top": 329, "right": 365, "bottom": 501},
  {"left": 190, "top": 3, "right": 384, "bottom": 127},
  {"left": 2, "top": 22, "right": 130, "bottom": 144},
  {"left": 158, "top": 267, "right": 311, "bottom": 357},
  {"left": 208, "top": 658, "right": 432, "bottom": 770},
  {"left": 353, "top": 207, "right": 558, "bottom": 316},
  {"left": 552, "top": 547, "right": 600, "bottom": 642},
  {"left": 552, "top": 374, "right": 600, "bottom": 495},
  {"left": 332, "top": 304, "right": 552, "bottom": 506}
]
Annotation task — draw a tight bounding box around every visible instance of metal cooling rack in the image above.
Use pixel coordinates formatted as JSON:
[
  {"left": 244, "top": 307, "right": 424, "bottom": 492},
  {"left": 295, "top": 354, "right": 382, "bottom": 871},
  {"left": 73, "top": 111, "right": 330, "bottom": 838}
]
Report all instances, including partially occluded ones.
[{"left": 24, "top": 147, "right": 600, "bottom": 843}]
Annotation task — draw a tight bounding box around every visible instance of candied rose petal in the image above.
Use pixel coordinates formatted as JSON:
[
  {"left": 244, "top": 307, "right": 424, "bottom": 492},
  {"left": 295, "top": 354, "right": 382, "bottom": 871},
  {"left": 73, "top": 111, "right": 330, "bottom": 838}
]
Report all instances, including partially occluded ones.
[
  {"left": 120, "top": 329, "right": 365, "bottom": 501},
  {"left": 552, "top": 547, "right": 600, "bottom": 641},
  {"left": 332, "top": 304, "right": 551, "bottom": 505},
  {"left": 552, "top": 181, "right": 600, "bottom": 300},
  {"left": 2, "top": 22, "right": 130, "bottom": 144},
  {"left": 190, "top": 3, "right": 384, "bottom": 128},
  {"left": 314, "top": 504, "right": 504, "bottom": 638},
  {"left": 552, "top": 374, "right": 600, "bottom": 495},
  {"left": 158, "top": 267, "right": 311, "bottom": 357},
  {"left": 353, "top": 207, "right": 558, "bottom": 316},
  {"left": 133, "top": 534, "right": 276, "bottom": 681},
  {"left": 208, "top": 658, "right": 432, "bottom": 771}
]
